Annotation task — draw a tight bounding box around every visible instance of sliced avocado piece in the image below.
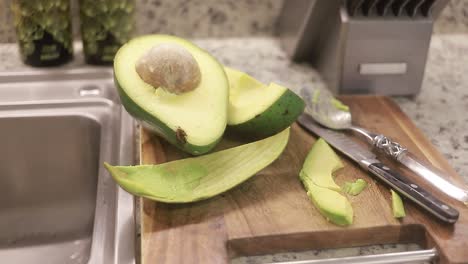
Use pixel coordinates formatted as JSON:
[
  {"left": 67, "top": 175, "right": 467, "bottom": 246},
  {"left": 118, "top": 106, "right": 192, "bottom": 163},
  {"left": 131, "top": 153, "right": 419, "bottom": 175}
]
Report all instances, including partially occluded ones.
[
  {"left": 342, "top": 179, "right": 368, "bottom": 196},
  {"left": 224, "top": 67, "right": 305, "bottom": 138},
  {"left": 299, "top": 138, "right": 353, "bottom": 226},
  {"left": 114, "top": 35, "right": 229, "bottom": 155},
  {"left": 391, "top": 189, "right": 406, "bottom": 218},
  {"left": 105, "top": 128, "right": 290, "bottom": 203},
  {"left": 300, "top": 138, "right": 343, "bottom": 191},
  {"left": 302, "top": 179, "right": 353, "bottom": 226}
]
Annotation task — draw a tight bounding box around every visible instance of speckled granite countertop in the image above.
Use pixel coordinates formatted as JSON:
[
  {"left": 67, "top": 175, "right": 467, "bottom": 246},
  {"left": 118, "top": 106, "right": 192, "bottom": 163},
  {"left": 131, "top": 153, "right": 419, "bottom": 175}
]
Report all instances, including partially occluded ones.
[
  {"left": 1, "top": 33, "right": 467, "bottom": 262},
  {"left": 1, "top": 0, "right": 468, "bottom": 42}
]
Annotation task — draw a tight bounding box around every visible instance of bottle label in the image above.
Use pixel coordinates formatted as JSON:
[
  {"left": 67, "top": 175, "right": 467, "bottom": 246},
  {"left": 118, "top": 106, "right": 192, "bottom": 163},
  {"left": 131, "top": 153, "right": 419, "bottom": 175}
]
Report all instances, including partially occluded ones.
[{"left": 40, "top": 44, "right": 60, "bottom": 60}]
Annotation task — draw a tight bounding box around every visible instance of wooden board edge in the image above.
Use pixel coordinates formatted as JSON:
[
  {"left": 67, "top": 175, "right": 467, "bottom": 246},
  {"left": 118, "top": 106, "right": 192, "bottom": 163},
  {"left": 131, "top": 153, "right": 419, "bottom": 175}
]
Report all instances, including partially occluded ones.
[{"left": 227, "top": 224, "right": 427, "bottom": 259}]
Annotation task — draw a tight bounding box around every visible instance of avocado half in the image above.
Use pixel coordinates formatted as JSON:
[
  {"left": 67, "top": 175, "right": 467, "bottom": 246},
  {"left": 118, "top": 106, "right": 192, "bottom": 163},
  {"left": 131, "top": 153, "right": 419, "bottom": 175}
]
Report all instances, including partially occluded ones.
[
  {"left": 224, "top": 67, "right": 305, "bottom": 138},
  {"left": 114, "top": 35, "right": 229, "bottom": 155}
]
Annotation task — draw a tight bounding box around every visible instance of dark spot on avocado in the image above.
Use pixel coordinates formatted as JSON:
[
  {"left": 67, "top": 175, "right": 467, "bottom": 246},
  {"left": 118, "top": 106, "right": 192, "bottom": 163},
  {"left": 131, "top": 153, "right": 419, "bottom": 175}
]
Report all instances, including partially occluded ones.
[
  {"left": 176, "top": 127, "right": 187, "bottom": 144},
  {"left": 254, "top": 114, "right": 261, "bottom": 118},
  {"left": 282, "top": 109, "right": 289, "bottom": 116}
]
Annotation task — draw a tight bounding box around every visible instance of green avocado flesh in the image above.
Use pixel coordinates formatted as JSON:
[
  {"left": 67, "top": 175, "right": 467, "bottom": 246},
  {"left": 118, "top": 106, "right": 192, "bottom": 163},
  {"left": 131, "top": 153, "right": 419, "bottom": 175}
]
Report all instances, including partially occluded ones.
[
  {"left": 342, "top": 179, "right": 368, "bottom": 196},
  {"left": 300, "top": 138, "right": 353, "bottom": 226},
  {"left": 300, "top": 138, "right": 343, "bottom": 191},
  {"left": 104, "top": 128, "right": 290, "bottom": 203},
  {"left": 303, "top": 180, "right": 354, "bottom": 226},
  {"left": 331, "top": 98, "right": 350, "bottom": 112},
  {"left": 224, "top": 67, "right": 305, "bottom": 138},
  {"left": 114, "top": 35, "right": 229, "bottom": 155},
  {"left": 391, "top": 189, "right": 406, "bottom": 218}
]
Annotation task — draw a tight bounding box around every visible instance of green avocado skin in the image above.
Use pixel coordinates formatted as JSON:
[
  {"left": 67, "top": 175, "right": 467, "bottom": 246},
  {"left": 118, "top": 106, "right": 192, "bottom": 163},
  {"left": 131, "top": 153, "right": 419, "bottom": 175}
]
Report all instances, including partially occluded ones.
[
  {"left": 114, "top": 75, "right": 221, "bottom": 155},
  {"left": 228, "top": 90, "right": 305, "bottom": 138}
]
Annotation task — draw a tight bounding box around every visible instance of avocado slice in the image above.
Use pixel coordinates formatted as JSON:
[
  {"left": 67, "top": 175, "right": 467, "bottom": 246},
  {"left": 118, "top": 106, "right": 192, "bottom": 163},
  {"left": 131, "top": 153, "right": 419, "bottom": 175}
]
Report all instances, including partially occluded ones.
[
  {"left": 224, "top": 67, "right": 305, "bottom": 138},
  {"left": 300, "top": 138, "right": 343, "bottom": 191},
  {"left": 302, "top": 180, "right": 354, "bottom": 226},
  {"left": 114, "top": 35, "right": 229, "bottom": 155},
  {"left": 300, "top": 138, "right": 353, "bottom": 226},
  {"left": 391, "top": 189, "right": 406, "bottom": 218},
  {"left": 104, "top": 128, "right": 290, "bottom": 203},
  {"left": 342, "top": 179, "right": 368, "bottom": 196}
]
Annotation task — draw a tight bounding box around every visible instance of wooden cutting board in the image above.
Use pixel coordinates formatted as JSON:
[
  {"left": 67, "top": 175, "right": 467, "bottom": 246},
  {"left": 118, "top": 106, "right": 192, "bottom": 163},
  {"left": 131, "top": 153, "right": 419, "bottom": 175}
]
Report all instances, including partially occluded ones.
[{"left": 138, "top": 96, "right": 468, "bottom": 264}]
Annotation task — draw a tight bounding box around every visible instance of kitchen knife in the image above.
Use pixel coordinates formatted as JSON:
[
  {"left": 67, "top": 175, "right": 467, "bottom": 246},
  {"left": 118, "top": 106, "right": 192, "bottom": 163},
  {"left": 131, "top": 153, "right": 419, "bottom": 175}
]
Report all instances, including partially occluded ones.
[
  {"left": 346, "top": 0, "right": 353, "bottom": 16},
  {"left": 297, "top": 114, "right": 459, "bottom": 224},
  {"left": 392, "top": 0, "right": 411, "bottom": 16},
  {"left": 376, "top": 0, "right": 396, "bottom": 16},
  {"left": 406, "top": 0, "right": 426, "bottom": 17},
  {"left": 362, "top": 0, "right": 378, "bottom": 16},
  {"left": 300, "top": 87, "right": 468, "bottom": 205},
  {"left": 421, "top": 0, "right": 445, "bottom": 17},
  {"left": 347, "top": 0, "right": 366, "bottom": 16},
  {"left": 420, "top": 0, "right": 436, "bottom": 16}
]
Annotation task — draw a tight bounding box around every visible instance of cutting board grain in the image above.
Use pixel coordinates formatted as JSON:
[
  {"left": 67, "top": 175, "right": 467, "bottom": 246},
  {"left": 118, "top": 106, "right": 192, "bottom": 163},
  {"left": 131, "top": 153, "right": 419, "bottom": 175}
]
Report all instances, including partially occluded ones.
[{"left": 138, "top": 96, "right": 468, "bottom": 264}]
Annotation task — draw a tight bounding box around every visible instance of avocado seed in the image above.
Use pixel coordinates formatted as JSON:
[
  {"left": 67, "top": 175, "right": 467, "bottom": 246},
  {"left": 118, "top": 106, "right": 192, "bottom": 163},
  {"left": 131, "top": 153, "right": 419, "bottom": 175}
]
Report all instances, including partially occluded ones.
[{"left": 135, "top": 43, "right": 201, "bottom": 94}]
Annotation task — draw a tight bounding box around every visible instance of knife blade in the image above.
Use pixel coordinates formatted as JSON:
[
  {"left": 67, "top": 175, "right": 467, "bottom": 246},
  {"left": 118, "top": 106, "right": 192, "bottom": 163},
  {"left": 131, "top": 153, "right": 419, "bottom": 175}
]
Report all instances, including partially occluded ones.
[{"left": 297, "top": 114, "right": 459, "bottom": 224}]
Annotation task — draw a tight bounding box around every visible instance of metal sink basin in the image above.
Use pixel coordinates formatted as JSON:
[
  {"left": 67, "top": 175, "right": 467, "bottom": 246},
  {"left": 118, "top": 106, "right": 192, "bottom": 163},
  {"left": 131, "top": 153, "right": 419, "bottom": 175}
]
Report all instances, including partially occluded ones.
[{"left": 0, "top": 69, "right": 135, "bottom": 264}]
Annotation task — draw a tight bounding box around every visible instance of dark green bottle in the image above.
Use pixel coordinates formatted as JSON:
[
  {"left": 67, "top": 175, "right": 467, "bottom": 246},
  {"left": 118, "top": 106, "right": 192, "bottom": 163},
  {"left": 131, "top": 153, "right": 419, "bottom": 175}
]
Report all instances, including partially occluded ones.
[
  {"left": 11, "top": 0, "right": 73, "bottom": 67},
  {"left": 79, "top": 0, "right": 135, "bottom": 65}
]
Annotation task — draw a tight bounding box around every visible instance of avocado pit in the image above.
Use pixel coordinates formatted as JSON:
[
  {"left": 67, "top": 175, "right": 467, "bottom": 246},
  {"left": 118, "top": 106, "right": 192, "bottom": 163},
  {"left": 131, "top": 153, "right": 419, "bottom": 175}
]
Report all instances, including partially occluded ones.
[{"left": 135, "top": 43, "right": 201, "bottom": 94}]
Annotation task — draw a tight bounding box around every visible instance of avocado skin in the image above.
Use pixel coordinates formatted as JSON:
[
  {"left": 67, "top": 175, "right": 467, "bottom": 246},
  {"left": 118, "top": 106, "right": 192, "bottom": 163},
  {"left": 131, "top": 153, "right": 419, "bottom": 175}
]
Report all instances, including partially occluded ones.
[
  {"left": 114, "top": 74, "right": 222, "bottom": 155},
  {"left": 104, "top": 129, "right": 290, "bottom": 203},
  {"left": 228, "top": 90, "right": 305, "bottom": 139}
]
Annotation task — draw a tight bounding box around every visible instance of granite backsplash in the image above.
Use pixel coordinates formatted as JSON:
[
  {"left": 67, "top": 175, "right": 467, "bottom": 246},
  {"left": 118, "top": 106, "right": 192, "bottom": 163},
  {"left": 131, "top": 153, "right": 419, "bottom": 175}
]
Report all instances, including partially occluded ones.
[{"left": 1, "top": 0, "right": 467, "bottom": 43}]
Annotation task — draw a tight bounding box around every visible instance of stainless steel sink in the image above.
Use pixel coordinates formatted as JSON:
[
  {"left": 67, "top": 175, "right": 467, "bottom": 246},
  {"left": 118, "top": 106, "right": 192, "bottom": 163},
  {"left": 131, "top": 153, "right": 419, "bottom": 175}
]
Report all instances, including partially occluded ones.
[{"left": 0, "top": 69, "right": 135, "bottom": 264}]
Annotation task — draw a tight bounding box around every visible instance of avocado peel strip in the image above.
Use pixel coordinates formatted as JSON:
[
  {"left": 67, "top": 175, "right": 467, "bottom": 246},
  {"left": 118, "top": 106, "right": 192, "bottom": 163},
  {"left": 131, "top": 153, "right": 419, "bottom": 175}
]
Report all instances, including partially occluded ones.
[{"left": 105, "top": 128, "right": 290, "bottom": 203}]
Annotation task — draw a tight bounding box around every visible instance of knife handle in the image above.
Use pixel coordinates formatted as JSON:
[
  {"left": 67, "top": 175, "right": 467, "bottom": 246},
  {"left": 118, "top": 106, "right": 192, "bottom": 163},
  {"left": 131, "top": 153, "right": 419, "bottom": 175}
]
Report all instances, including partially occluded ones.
[
  {"left": 367, "top": 162, "right": 459, "bottom": 223},
  {"left": 353, "top": 128, "right": 468, "bottom": 203},
  {"left": 399, "top": 152, "right": 468, "bottom": 204}
]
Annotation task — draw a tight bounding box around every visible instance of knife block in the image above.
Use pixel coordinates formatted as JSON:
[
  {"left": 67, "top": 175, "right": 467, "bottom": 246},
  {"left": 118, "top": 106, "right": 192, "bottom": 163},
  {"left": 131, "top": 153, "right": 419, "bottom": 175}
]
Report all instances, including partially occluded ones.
[{"left": 277, "top": 0, "right": 448, "bottom": 96}]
